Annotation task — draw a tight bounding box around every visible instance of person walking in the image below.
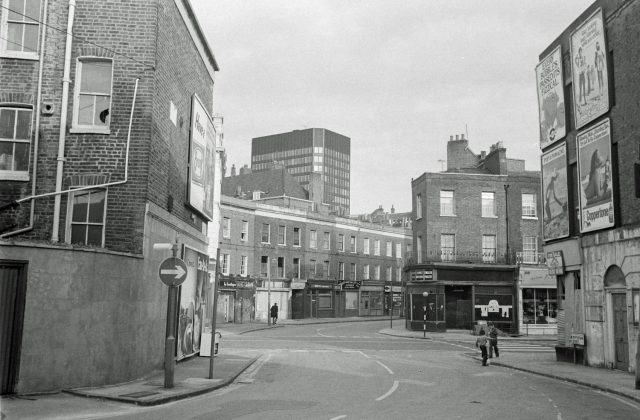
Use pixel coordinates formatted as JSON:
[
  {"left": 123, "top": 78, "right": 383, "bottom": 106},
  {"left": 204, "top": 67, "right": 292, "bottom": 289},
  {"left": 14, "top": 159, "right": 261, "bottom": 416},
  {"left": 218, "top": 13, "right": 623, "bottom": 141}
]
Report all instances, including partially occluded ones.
[
  {"left": 476, "top": 328, "right": 489, "bottom": 366},
  {"left": 270, "top": 302, "right": 278, "bottom": 325},
  {"left": 488, "top": 322, "right": 499, "bottom": 358}
]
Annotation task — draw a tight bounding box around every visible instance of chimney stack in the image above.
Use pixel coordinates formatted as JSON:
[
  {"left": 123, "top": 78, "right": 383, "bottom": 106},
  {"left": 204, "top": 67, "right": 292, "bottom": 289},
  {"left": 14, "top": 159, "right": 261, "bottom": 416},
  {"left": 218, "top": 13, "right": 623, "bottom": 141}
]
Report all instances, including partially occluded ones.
[{"left": 230, "top": 164, "right": 236, "bottom": 176}]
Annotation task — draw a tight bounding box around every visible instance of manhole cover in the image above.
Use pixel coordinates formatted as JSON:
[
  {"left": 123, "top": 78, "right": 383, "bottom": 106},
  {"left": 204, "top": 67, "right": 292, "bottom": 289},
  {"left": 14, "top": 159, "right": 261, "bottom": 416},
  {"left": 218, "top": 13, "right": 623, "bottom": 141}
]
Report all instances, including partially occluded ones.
[{"left": 119, "top": 391, "right": 161, "bottom": 399}]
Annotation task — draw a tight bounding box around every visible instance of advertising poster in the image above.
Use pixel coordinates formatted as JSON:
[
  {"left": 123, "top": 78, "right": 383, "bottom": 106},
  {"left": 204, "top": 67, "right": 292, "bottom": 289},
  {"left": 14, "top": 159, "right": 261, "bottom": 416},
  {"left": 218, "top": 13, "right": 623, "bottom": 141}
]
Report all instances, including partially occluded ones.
[
  {"left": 188, "top": 94, "right": 216, "bottom": 221},
  {"left": 177, "top": 246, "right": 209, "bottom": 361},
  {"left": 474, "top": 295, "right": 513, "bottom": 323},
  {"left": 577, "top": 118, "right": 614, "bottom": 233},
  {"left": 541, "top": 142, "right": 569, "bottom": 241},
  {"left": 536, "top": 46, "right": 566, "bottom": 149},
  {"left": 570, "top": 8, "right": 609, "bottom": 129}
]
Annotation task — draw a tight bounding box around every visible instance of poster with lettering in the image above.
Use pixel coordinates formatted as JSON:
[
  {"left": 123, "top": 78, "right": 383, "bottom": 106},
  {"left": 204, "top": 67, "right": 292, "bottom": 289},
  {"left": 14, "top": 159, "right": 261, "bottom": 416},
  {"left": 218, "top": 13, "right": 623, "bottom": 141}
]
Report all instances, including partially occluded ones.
[
  {"left": 177, "top": 245, "right": 209, "bottom": 361},
  {"left": 541, "top": 142, "right": 569, "bottom": 241},
  {"left": 570, "top": 8, "right": 609, "bottom": 129},
  {"left": 188, "top": 94, "right": 216, "bottom": 220},
  {"left": 577, "top": 118, "right": 614, "bottom": 233},
  {"left": 536, "top": 46, "right": 566, "bottom": 150}
]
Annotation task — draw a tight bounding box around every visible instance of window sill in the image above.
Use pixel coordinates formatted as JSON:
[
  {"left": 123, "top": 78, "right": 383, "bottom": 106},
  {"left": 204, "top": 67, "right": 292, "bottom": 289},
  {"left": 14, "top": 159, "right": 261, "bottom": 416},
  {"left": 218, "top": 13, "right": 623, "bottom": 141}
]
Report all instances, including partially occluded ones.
[
  {"left": 0, "top": 51, "right": 39, "bottom": 61},
  {"left": 440, "top": 214, "right": 457, "bottom": 217},
  {"left": 0, "top": 171, "right": 29, "bottom": 181},
  {"left": 482, "top": 215, "right": 498, "bottom": 219},
  {"left": 70, "top": 127, "right": 111, "bottom": 135},
  {"left": 522, "top": 216, "right": 538, "bottom": 220}
]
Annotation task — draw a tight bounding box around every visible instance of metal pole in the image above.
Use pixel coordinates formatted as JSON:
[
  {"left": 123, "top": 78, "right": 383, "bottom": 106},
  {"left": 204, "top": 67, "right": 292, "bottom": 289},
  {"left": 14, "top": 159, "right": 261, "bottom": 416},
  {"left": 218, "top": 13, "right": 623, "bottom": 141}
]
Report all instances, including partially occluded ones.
[
  {"left": 267, "top": 257, "right": 271, "bottom": 326},
  {"left": 504, "top": 184, "right": 510, "bottom": 264},
  {"left": 389, "top": 290, "right": 393, "bottom": 329},
  {"left": 164, "top": 242, "right": 179, "bottom": 388},
  {"left": 208, "top": 247, "right": 221, "bottom": 379},
  {"left": 635, "top": 325, "right": 640, "bottom": 389}
]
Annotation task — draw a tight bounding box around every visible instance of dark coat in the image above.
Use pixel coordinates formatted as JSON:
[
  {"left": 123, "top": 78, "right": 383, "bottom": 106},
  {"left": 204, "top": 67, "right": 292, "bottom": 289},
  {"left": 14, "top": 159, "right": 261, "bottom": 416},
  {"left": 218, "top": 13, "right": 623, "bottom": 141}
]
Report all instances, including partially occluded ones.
[{"left": 270, "top": 305, "right": 278, "bottom": 318}]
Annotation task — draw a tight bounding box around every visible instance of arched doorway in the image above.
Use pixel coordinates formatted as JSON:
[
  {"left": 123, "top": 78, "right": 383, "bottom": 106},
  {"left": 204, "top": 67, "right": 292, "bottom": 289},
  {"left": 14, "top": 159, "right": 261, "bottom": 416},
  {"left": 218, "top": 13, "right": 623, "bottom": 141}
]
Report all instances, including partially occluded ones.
[{"left": 604, "top": 265, "right": 628, "bottom": 371}]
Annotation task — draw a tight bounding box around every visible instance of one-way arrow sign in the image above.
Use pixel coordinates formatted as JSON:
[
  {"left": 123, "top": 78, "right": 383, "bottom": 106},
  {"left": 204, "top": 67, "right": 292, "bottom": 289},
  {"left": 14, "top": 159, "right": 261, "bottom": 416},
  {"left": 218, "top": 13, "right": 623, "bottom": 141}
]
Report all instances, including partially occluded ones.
[{"left": 159, "top": 257, "right": 188, "bottom": 286}]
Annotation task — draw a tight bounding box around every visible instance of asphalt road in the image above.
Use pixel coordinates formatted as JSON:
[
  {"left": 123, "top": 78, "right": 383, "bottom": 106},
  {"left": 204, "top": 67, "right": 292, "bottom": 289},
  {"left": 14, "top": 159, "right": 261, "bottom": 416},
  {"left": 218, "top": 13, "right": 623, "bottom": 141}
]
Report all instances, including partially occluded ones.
[{"left": 4, "top": 321, "right": 640, "bottom": 419}]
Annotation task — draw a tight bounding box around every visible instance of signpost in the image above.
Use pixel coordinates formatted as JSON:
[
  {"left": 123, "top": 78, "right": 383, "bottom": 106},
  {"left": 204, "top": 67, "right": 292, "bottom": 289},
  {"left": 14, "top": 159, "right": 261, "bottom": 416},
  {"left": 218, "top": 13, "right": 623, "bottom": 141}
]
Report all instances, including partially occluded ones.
[
  {"left": 154, "top": 242, "right": 187, "bottom": 389},
  {"left": 422, "top": 291, "right": 429, "bottom": 338}
]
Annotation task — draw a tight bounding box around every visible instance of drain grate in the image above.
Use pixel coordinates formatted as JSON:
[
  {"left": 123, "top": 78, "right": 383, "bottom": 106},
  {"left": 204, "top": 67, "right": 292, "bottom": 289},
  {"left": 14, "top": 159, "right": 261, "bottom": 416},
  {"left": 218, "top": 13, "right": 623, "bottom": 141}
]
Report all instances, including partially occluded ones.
[{"left": 119, "top": 391, "right": 161, "bottom": 399}]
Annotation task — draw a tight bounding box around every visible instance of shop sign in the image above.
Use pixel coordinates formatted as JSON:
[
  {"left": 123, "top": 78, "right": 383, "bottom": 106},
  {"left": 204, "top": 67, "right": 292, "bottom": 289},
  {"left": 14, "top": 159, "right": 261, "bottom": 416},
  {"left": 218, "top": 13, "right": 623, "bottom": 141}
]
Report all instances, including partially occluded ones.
[
  {"left": 291, "top": 281, "right": 306, "bottom": 290},
  {"left": 307, "top": 281, "right": 334, "bottom": 289},
  {"left": 340, "top": 280, "right": 361, "bottom": 290},
  {"left": 547, "top": 250, "right": 565, "bottom": 275},
  {"left": 219, "top": 279, "right": 255, "bottom": 289},
  {"left": 411, "top": 270, "right": 433, "bottom": 281},
  {"left": 570, "top": 333, "right": 585, "bottom": 346}
]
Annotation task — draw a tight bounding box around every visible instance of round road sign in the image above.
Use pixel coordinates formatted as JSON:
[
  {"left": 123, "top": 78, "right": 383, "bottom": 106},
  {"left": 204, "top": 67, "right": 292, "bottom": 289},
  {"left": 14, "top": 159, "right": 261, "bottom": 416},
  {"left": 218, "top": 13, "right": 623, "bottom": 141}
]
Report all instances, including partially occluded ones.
[{"left": 159, "top": 257, "right": 188, "bottom": 286}]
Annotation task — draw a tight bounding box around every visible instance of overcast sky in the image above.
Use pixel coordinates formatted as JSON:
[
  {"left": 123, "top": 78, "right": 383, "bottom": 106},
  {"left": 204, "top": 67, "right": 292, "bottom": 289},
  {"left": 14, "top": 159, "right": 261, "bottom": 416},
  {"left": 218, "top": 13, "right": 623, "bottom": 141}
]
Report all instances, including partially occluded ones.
[{"left": 191, "top": 0, "right": 593, "bottom": 215}]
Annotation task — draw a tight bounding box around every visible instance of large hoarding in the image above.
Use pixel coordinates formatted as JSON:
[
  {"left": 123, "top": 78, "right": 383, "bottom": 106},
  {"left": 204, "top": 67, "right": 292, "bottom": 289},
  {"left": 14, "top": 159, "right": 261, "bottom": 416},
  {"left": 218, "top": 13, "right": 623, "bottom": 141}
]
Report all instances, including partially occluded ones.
[
  {"left": 577, "top": 118, "right": 614, "bottom": 233},
  {"left": 536, "top": 46, "right": 566, "bottom": 150},
  {"left": 188, "top": 94, "right": 216, "bottom": 221},
  {"left": 570, "top": 8, "right": 609, "bottom": 129},
  {"left": 177, "top": 245, "right": 209, "bottom": 360},
  {"left": 541, "top": 142, "right": 569, "bottom": 241}
]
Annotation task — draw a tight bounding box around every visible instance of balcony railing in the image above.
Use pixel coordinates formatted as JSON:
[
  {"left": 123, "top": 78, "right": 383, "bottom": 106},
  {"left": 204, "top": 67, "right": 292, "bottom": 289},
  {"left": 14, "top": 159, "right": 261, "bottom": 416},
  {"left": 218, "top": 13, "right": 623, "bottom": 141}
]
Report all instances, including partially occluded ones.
[
  {"left": 423, "top": 249, "right": 509, "bottom": 264},
  {"left": 515, "top": 252, "right": 547, "bottom": 265}
]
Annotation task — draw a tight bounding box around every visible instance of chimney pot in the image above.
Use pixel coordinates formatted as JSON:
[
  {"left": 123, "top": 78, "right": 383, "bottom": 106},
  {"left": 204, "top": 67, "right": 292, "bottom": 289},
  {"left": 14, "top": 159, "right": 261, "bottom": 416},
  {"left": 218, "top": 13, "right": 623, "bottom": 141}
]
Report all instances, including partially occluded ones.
[
  {"left": 461, "top": 133, "right": 465, "bottom": 140},
  {"left": 455, "top": 135, "right": 459, "bottom": 140},
  {"left": 450, "top": 135, "right": 453, "bottom": 141}
]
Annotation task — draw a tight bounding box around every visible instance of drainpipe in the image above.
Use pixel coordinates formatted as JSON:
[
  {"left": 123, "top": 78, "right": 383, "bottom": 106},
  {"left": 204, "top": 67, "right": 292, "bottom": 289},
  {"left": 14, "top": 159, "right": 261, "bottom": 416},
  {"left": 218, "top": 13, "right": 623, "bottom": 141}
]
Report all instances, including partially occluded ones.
[
  {"left": 0, "top": 79, "right": 138, "bottom": 216},
  {"left": 504, "top": 184, "right": 510, "bottom": 264},
  {"left": 51, "top": 0, "right": 76, "bottom": 242},
  {"left": 0, "top": 0, "right": 49, "bottom": 238}
]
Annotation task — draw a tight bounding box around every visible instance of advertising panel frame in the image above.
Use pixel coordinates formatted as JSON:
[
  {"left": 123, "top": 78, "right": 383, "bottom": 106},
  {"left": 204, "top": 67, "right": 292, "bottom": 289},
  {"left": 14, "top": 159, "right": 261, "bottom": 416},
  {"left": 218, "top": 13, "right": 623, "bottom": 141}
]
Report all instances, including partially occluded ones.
[
  {"left": 577, "top": 118, "right": 614, "bottom": 233},
  {"left": 570, "top": 8, "right": 609, "bottom": 129},
  {"left": 177, "top": 244, "right": 209, "bottom": 361},
  {"left": 541, "top": 141, "right": 570, "bottom": 241},
  {"left": 187, "top": 94, "right": 216, "bottom": 221},
  {"left": 536, "top": 45, "right": 566, "bottom": 150}
]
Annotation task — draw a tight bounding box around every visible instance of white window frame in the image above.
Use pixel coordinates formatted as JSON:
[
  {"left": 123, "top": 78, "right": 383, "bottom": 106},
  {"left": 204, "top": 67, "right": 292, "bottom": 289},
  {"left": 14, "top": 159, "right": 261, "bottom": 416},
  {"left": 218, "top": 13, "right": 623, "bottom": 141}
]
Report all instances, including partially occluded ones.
[
  {"left": 363, "top": 264, "right": 370, "bottom": 280},
  {"left": 522, "top": 193, "right": 537, "bottom": 218},
  {"left": 277, "top": 225, "right": 286, "bottom": 246},
  {"left": 350, "top": 263, "right": 356, "bottom": 280},
  {"left": 292, "top": 257, "right": 300, "bottom": 279},
  {"left": 293, "top": 226, "right": 301, "bottom": 247},
  {"left": 222, "top": 217, "right": 230, "bottom": 238},
  {"left": 309, "top": 259, "right": 317, "bottom": 277},
  {"left": 71, "top": 57, "right": 114, "bottom": 134},
  {"left": 363, "top": 238, "right": 370, "bottom": 255},
  {"left": 338, "top": 234, "right": 345, "bottom": 252},
  {"left": 310, "top": 229, "right": 317, "bottom": 249},
  {"left": 0, "top": 0, "right": 41, "bottom": 60},
  {"left": 0, "top": 105, "right": 32, "bottom": 181},
  {"left": 221, "top": 253, "right": 230, "bottom": 275},
  {"left": 396, "top": 243, "right": 401, "bottom": 259},
  {"left": 374, "top": 265, "right": 381, "bottom": 280},
  {"left": 441, "top": 234, "right": 455, "bottom": 262},
  {"left": 386, "top": 266, "right": 392, "bottom": 281},
  {"left": 396, "top": 267, "right": 402, "bottom": 283},
  {"left": 261, "top": 223, "right": 270, "bottom": 243},
  {"left": 523, "top": 235, "right": 538, "bottom": 263},
  {"left": 416, "top": 193, "right": 422, "bottom": 220},
  {"left": 65, "top": 188, "right": 107, "bottom": 247},
  {"left": 481, "top": 192, "right": 496, "bottom": 218},
  {"left": 482, "top": 234, "right": 496, "bottom": 263},
  {"left": 416, "top": 236, "right": 423, "bottom": 264},
  {"left": 386, "top": 241, "right": 392, "bottom": 257},
  {"left": 440, "top": 190, "right": 455, "bottom": 216},
  {"left": 350, "top": 235, "right": 356, "bottom": 253},
  {"left": 323, "top": 231, "right": 330, "bottom": 250},
  {"left": 241, "top": 220, "right": 248, "bottom": 241},
  {"left": 374, "top": 239, "right": 380, "bottom": 256},
  {"left": 338, "top": 262, "right": 345, "bottom": 280},
  {"left": 240, "top": 255, "right": 247, "bottom": 276}
]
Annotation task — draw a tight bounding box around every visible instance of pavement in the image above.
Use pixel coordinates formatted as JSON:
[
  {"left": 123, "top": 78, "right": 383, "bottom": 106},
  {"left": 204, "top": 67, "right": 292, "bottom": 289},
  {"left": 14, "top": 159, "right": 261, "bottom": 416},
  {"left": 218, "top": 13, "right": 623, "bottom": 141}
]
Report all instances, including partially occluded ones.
[{"left": 3, "top": 316, "right": 640, "bottom": 411}]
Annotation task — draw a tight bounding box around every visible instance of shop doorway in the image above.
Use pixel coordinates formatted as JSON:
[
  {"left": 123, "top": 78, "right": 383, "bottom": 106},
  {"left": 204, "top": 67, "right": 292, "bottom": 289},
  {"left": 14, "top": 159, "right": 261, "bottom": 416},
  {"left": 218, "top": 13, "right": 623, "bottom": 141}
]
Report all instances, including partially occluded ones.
[
  {"left": 291, "top": 290, "right": 304, "bottom": 319},
  {"left": 1, "top": 261, "right": 27, "bottom": 395},
  {"left": 445, "top": 286, "right": 472, "bottom": 329}
]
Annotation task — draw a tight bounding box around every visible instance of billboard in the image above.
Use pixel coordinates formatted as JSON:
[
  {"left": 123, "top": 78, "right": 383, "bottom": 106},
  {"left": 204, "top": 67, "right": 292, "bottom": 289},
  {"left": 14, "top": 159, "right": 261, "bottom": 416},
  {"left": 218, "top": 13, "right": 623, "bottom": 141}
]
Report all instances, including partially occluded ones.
[
  {"left": 541, "top": 142, "right": 569, "bottom": 241},
  {"left": 188, "top": 94, "right": 216, "bottom": 221},
  {"left": 570, "top": 8, "right": 609, "bottom": 129},
  {"left": 177, "top": 245, "right": 209, "bottom": 360},
  {"left": 536, "top": 46, "right": 566, "bottom": 150},
  {"left": 577, "top": 118, "right": 614, "bottom": 233}
]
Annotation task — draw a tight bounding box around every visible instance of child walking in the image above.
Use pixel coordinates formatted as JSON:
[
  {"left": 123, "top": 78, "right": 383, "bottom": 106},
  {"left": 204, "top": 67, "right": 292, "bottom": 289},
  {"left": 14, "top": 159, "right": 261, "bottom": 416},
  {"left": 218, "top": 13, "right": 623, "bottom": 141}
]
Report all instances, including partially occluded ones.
[{"left": 476, "top": 328, "right": 489, "bottom": 366}]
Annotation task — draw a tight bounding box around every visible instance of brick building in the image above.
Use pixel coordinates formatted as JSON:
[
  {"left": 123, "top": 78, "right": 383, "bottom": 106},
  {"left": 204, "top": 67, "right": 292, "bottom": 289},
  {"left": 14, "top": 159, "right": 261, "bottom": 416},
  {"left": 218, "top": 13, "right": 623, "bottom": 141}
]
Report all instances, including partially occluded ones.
[
  {"left": 537, "top": 0, "right": 640, "bottom": 372},
  {"left": 0, "top": 0, "right": 221, "bottom": 394},
  {"left": 406, "top": 135, "right": 545, "bottom": 334},
  {"left": 216, "top": 172, "right": 412, "bottom": 322},
  {"left": 251, "top": 128, "right": 351, "bottom": 215}
]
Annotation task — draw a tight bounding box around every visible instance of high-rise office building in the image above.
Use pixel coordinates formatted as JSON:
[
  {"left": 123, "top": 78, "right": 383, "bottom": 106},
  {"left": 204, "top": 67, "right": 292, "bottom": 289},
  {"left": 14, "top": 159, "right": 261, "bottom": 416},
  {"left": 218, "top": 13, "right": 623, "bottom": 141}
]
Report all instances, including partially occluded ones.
[{"left": 251, "top": 128, "right": 351, "bottom": 214}]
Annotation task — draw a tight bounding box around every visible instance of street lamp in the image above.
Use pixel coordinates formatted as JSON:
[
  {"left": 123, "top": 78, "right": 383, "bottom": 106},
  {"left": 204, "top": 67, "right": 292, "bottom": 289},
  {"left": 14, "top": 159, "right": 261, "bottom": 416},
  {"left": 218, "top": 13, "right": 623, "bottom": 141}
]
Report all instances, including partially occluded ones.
[{"left": 422, "top": 291, "right": 429, "bottom": 338}]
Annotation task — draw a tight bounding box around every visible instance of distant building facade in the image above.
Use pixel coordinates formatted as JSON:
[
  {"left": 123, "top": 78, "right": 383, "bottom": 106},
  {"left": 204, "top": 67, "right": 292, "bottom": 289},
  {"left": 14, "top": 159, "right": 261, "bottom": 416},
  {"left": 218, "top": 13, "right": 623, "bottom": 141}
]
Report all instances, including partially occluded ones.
[
  {"left": 0, "top": 0, "right": 220, "bottom": 394},
  {"left": 217, "top": 173, "right": 412, "bottom": 322},
  {"left": 406, "top": 135, "right": 546, "bottom": 334},
  {"left": 251, "top": 128, "right": 351, "bottom": 215},
  {"left": 537, "top": 0, "right": 640, "bottom": 372}
]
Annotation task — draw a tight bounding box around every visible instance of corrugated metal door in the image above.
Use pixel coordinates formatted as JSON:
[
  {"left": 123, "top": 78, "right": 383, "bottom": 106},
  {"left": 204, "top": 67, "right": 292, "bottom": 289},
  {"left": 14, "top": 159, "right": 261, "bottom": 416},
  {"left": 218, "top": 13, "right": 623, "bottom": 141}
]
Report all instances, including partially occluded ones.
[{"left": 1, "top": 262, "right": 27, "bottom": 395}]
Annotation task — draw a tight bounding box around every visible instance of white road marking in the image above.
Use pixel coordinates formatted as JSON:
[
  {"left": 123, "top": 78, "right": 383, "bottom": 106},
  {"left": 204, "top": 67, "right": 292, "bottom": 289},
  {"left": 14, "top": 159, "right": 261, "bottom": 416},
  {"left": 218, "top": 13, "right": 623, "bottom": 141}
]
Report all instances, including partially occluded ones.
[
  {"left": 376, "top": 360, "right": 394, "bottom": 375},
  {"left": 376, "top": 380, "right": 399, "bottom": 401},
  {"left": 329, "top": 416, "right": 347, "bottom": 420},
  {"left": 596, "top": 390, "right": 640, "bottom": 410}
]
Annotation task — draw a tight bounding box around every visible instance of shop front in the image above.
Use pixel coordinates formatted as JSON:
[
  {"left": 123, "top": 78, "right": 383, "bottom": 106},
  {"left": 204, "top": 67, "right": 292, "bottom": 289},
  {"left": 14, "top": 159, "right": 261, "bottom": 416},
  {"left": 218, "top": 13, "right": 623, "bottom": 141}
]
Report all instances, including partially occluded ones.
[
  {"left": 359, "top": 282, "right": 384, "bottom": 316},
  {"left": 291, "top": 280, "right": 336, "bottom": 319},
  {"left": 384, "top": 285, "right": 403, "bottom": 317},
  {"left": 337, "top": 280, "right": 361, "bottom": 317},
  {"left": 518, "top": 267, "right": 558, "bottom": 335},
  {"left": 406, "top": 264, "right": 517, "bottom": 333},
  {"left": 217, "top": 276, "right": 256, "bottom": 324}
]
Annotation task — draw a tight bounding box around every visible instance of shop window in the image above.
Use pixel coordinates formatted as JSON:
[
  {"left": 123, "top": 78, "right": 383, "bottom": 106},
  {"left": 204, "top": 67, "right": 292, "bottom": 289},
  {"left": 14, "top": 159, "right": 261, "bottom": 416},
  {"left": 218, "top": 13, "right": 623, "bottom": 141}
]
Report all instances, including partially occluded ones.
[
  {"left": 522, "top": 288, "right": 557, "bottom": 325},
  {"left": 67, "top": 188, "right": 107, "bottom": 247},
  {"left": 0, "top": 106, "right": 32, "bottom": 180},
  {"left": 72, "top": 58, "right": 113, "bottom": 132},
  {"left": 318, "top": 291, "right": 332, "bottom": 309},
  {"left": 1, "top": 0, "right": 41, "bottom": 59}
]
